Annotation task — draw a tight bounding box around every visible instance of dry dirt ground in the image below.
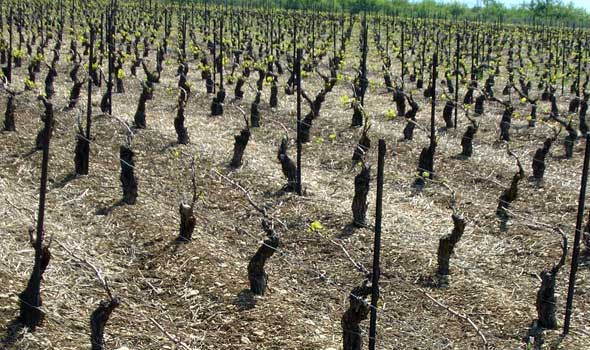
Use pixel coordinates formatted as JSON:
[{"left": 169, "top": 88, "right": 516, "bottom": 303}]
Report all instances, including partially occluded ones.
[{"left": 1, "top": 20, "right": 590, "bottom": 350}]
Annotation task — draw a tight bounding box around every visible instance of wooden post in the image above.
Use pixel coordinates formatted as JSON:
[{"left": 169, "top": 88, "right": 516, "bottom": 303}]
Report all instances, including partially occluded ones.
[
  {"left": 564, "top": 133, "right": 590, "bottom": 335},
  {"left": 368, "top": 139, "right": 385, "bottom": 350}
]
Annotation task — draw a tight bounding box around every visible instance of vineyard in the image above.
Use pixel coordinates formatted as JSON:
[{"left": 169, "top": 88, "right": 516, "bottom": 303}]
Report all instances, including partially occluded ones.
[{"left": 1, "top": 0, "right": 590, "bottom": 349}]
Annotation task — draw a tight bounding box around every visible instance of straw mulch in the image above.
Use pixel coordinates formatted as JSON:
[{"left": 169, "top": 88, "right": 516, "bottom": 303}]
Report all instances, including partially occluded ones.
[{"left": 1, "top": 23, "right": 590, "bottom": 350}]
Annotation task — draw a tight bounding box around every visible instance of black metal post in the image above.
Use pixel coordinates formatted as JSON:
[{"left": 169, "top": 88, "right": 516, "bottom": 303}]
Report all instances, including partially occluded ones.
[
  {"left": 361, "top": 11, "right": 368, "bottom": 107},
  {"left": 561, "top": 38, "right": 566, "bottom": 95},
  {"left": 431, "top": 46, "right": 438, "bottom": 143},
  {"left": 107, "top": 0, "right": 114, "bottom": 115},
  {"left": 576, "top": 40, "right": 582, "bottom": 97},
  {"left": 368, "top": 139, "right": 386, "bottom": 350},
  {"left": 213, "top": 18, "right": 216, "bottom": 93},
  {"left": 219, "top": 14, "right": 224, "bottom": 90},
  {"left": 296, "top": 47, "right": 303, "bottom": 196},
  {"left": 454, "top": 33, "right": 460, "bottom": 129},
  {"left": 333, "top": 17, "right": 336, "bottom": 58},
  {"left": 564, "top": 133, "right": 590, "bottom": 335},
  {"left": 100, "top": 12, "right": 104, "bottom": 57},
  {"left": 292, "top": 19, "right": 296, "bottom": 68},
  {"left": 385, "top": 19, "right": 389, "bottom": 57},
  {"left": 86, "top": 27, "right": 94, "bottom": 167},
  {"left": 311, "top": 11, "right": 315, "bottom": 63},
  {"left": 401, "top": 22, "right": 405, "bottom": 86},
  {"left": 470, "top": 32, "right": 475, "bottom": 81},
  {"left": 7, "top": 7, "right": 12, "bottom": 83}
]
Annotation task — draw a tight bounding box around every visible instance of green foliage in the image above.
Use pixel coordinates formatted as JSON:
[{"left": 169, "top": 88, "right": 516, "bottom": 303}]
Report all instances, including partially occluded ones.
[
  {"left": 385, "top": 108, "right": 397, "bottom": 120},
  {"left": 226, "top": 0, "right": 590, "bottom": 24},
  {"left": 308, "top": 220, "right": 324, "bottom": 232},
  {"left": 24, "top": 78, "right": 37, "bottom": 90}
]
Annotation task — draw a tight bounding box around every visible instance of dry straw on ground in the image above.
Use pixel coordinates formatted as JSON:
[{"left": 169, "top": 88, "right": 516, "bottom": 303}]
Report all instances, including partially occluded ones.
[{"left": 1, "top": 17, "right": 590, "bottom": 350}]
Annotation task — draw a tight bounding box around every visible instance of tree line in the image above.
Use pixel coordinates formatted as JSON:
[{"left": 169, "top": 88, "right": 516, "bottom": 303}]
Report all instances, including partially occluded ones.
[{"left": 199, "top": 0, "right": 590, "bottom": 26}]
